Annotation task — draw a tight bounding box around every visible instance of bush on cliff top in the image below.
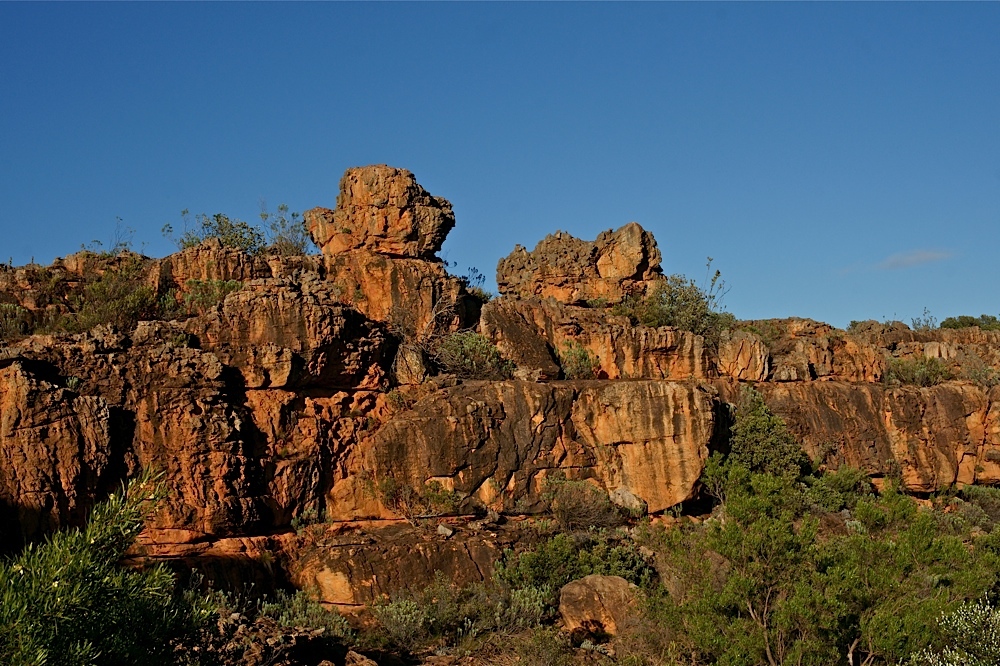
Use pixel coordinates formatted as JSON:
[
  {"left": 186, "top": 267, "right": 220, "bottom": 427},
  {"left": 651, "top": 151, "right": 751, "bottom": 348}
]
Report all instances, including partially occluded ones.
[
  {"left": 940, "top": 314, "right": 1000, "bottom": 331},
  {"left": 611, "top": 262, "right": 736, "bottom": 347}
]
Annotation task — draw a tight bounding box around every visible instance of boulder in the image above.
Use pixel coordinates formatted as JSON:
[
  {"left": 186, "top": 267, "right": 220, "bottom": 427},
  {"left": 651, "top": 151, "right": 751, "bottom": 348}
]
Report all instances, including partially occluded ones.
[
  {"left": 496, "top": 222, "right": 662, "bottom": 305},
  {"left": 306, "top": 165, "right": 455, "bottom": 259},
  {"left": 558, "top": 574, "right": 638, "bottom": 637},
  {"left": 717, "top": 330, "right": 769, "bottom": 382}
]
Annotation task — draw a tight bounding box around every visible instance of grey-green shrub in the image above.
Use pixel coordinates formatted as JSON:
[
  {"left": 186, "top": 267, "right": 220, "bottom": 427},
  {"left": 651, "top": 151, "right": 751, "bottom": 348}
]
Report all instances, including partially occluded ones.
[
  {"left": 728, "top": 385, "right": 809, "bottom": 478},
  {"left": 163, "top": 211, "right": 265, "bottom": 255},
  {"left": 558, "top": 341, "right": 599, "bottom": 379},
  {"left": 432, "top": 331, "right": 514, "bottom": 380},
  {"left": 885, "top": 356, "right": 952, "bottom": 387}
]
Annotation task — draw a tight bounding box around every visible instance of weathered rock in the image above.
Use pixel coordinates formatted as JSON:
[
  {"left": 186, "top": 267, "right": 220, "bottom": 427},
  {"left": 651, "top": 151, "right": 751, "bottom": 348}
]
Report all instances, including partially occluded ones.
[
  {"left": 306, "top": 165, "right": 455, "bottom": 259},
  {"left": 344, "top": 652, "right": 378, "bottom": 666},
  {"left": 480, "top": 296, "right": 711, "bottom": 380},
  {"left": 322, "top": 249, "right": 478, "bottom": 337},
  {"left": 150, "top": 239, "right": 272, "bottom": 291},
  {"left": 290, "top": 522, "right": 503, "bottom": 609},
  {"left": 391, "top": 344, "right": 429, "bottom": 385},
  {"left": 329, "top": 380, "right": 718, "bottom": 519},
  {"left": 729, "top": 381, "right": 1000, "bottom": 492},
  {"left": 184, "top": 277, "right": 389, "bottom": 390},
  {"left": 717, "top": 329, "right": 769, "bottom": 382},
  {"left": 496, "top": 223, "right": 663, "bottom": 305},
  {"left": 559, "top": 574, "right": 638, "bottom": 637},
  {"left": 756, "top": 319, "right": 887, "bottom": 383},
  {"left": 0, "top": 360, "right": 119, "bottom": 548}
]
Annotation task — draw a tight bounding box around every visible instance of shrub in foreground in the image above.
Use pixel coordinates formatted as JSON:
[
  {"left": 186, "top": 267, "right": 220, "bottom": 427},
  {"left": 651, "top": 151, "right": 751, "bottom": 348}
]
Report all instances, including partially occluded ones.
[{"left": 0, "top": 473, "right": 204, "bottom": 665}]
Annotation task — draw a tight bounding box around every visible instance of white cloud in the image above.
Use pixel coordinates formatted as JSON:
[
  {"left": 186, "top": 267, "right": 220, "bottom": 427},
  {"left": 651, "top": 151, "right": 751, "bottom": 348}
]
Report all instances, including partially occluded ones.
[{"left": 876, "top": 249, "right": 953, "bottom": 270}]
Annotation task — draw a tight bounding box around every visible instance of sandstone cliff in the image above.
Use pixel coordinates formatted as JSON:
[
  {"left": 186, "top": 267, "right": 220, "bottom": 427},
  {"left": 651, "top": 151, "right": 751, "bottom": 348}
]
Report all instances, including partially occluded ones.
[{"left": 3, "top": 164, "right": 1000, "bottom": 609}]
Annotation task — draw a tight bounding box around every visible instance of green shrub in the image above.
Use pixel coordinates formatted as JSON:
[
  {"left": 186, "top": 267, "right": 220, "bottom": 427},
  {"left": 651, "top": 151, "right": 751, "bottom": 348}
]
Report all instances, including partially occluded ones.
[
  {"left": 0, "top": 472, "right": 205, "bottom": 665},
  {"left": 495, "top": 532, "right": 655, "bottom": 594},
  {"left": 912, "top": 308, "right": 939, "bottom": 331},
  {"left": 611, "top": 264, "right": 736, "bottom": 347},
  {"left": 432, "top": 331, "right": 514, "bottom": 380},
  {"left": 258, "top": 588, "right": 352, "bottom": 641},
  {"left": 557, "top": 341, "right": 599, "bottom": 379},
  {"left": 728, "top": 385, "right": 809, "bottom": 478},
  {"left": 909, "top": 599, "right": 1000, "bottom": 666},
  {"left": 182, "top": 279, "right": 242, "bottom": 316},
  {"left": 72, "top": 257, "right": 161, "bottom": 332},
  {"left": 372, "top": 598, "right": 428, "bottom": 651},
  {"left": 543, "top": 476, "right": 623, "bottom": 530},
  {"left": 163, "top": 210, "right": 265, "bottom": 254},
  {"left": 260, "top": 203, "right": 314, "bottom": 256},
  {"left": 803, "top": 466, "right": 872, "bottom": 512},
  {"left": 960, "top": 355, "right": 1000, "bottom": 388},
  {"left": 885, "top": 356, "right": 953, "bottom": 387},
  {"left": 940, "top": 315, "right": 1000, "bottom": 331},
  {"left": 0, "top": 303, "right": 30, "bottom": 340}
]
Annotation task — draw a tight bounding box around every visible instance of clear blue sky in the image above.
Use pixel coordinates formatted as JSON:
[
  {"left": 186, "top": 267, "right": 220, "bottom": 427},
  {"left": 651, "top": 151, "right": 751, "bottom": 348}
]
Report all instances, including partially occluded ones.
[{"left": 2, "top": 3, "right": 998, "bottom": 328}]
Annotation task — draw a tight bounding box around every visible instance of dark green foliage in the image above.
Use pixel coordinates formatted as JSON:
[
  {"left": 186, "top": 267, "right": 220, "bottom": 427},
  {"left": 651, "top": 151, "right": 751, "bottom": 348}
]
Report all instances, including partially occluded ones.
[
  {"left": 72, "top": 257, "right": 161, "bottom": 332},
  {"left": 728, "top": 385, "right": 810, "bottom": 478},
  {"left": 803, "top": 466, "right": 872, "bottom": 512},
  {"left": 630, "top": 469, "right": 1000, "bottom": 666},
  {"left": 611, "top": 262, "right": 736, "bottom": 347},
  {"left": 0, "top": 472, "right": 205, "bottom": 665},
  {"left": 495, "top": 532, "right": 656, "bottom": 594},
  {"left": 432, "top": 331, "right": 515, "bottom": 380},
  {"left": 163, "top": 210, "right": 266, "bottom": 255},
  {"left": 557, "top": 341, "right": 599, "bottom": 380},
  {"left": 260, "top": 203, "right": 314, "bottom": 256},
  {"left": 885, "top": 356, "right": 953, "bottom": 387},
  {"left": 940, "top": 315, "right": 1000, "bottom": 331},
  {"left": 182, "top": 279, "right": 242, "bottom": 316}
]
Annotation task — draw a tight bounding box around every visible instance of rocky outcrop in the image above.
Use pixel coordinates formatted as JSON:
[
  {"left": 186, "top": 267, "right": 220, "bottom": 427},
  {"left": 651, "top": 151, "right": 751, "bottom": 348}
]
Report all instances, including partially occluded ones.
[
  {"left": 559, "top": 575, "right": 638, "bottom": 637},
  {"left": 0, "top": 359, "right": 119, "bottom": 548},
  {"left": 328, "top": 380, "right": 718, "bottom": 519},
  {"left": 306, "top": 165, "right": 455, "bottom": 259},
  {"left": 496, "top": 223, "right": 662, "bottom": 305},
  {"left": 730, "top": 381, "right": 1000, "bottom": 492},
  {"left": 290, "top": 521, "right": 504, "bottom": 609},
  {"left": 322, "top": 250, "right": 478, "bottom": 338},
  {"left": 717, "top": 330, "right": 769, "bottom": 382},
  {"left": 184, "top": 278, "right": 389, "bottom": 390},
  {"left": 480, "top": 296, "right": 711, "bottom": 381}
]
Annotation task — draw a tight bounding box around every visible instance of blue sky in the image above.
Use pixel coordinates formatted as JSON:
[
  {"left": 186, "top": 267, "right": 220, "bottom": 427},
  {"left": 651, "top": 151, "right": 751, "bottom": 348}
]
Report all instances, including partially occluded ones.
[{"left": 1, "top": 3, "right": 997, "bottom": 328}]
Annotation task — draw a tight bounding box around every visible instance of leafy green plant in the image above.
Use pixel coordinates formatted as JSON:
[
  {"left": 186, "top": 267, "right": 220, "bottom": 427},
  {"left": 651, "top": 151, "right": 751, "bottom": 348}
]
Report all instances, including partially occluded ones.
[
  {"left": 432, "top": 331, "right": 515, "bottom": 380},
  {"left": 163, "top": 210, "right": 265, "bottom": 254},
  {"left": 940, "top": 314, "right": 1000, "bottom": 331},
  {"left": 72, "top": 257, "right": 161, "bottom": 332},
  {"left": 885, "top": 356, "right": 953, "bottom": 387},
  {"left": 960, "top": 355, "right": 1000, "bottom": 388},
  {"left": 258, "top": 588, "right": 352, "bottom": 641},
  {"left": 728, "top": 385, "right": 810, "bottom": 478},
  {"left": 611, "top": 260, "right": 736, "bottom": 347},
  {"left": 0, "top": 471, "right": 206, "bottom": 665},
  {"left": 557, "top": 341, "right": 599, "bottom": 379},
  {"left": 182, "top": 279, "right": 242, "bottom": 316},
  {"left": 909, "top": 599, "right": 1000, "bottom": 665},
  {"left": 260, "top": 203, "right": 314, "bottom": 256}
]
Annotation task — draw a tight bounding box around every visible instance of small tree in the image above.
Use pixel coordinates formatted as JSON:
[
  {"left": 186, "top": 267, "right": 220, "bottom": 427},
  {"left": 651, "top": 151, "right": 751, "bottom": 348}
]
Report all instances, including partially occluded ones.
[
  {"left": 163, "top": 210, "right": 265, "bottom": 254},
  {"left": 260, "top": 203, "right": 314, "bottom": 256},
  {"left": 729, "top": 385, "right": 809, "bottom": 478}
]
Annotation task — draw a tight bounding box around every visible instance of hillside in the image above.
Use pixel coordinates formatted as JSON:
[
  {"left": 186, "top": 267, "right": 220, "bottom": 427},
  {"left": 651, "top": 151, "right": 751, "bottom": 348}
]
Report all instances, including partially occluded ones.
[{"left": 3, "top": 165, "right": 1000, "bottom": 665}]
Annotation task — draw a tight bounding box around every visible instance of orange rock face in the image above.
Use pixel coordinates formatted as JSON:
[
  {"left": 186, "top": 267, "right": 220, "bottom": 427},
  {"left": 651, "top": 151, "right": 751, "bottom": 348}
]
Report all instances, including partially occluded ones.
[
  {"left": 306, "top": 165, "right": 455, "bottom": 259},
  {"left": 496, "top": 222, "right": 663, "bottom": 305},
  {"left": 481, "top": 296, "right": 711, "bottom": 381}
]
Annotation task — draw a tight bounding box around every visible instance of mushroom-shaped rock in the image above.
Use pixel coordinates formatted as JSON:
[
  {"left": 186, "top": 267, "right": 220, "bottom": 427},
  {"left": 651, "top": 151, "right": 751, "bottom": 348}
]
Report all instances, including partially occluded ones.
[{"left": 305, "top": 165, "right": 455, "bottom": 259}]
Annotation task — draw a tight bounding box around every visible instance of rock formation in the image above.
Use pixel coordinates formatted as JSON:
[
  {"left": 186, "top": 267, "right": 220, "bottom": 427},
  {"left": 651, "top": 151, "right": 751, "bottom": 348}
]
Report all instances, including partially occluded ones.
[
  {"left": 496, "top": 222, "right": 662, "bottom": 305},
  {"left": 4, "top": 164, "right": 1000, "bottom": 613}
]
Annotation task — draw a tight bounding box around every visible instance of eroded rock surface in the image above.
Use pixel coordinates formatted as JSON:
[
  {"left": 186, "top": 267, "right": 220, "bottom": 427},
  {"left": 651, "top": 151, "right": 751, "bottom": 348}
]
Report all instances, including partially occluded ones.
[
  {"left": 496, "top": 223, "right": 662, "bottom": 305},
  {"left": 306, "top": 165, "right": 455, "bottom": 259}
]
